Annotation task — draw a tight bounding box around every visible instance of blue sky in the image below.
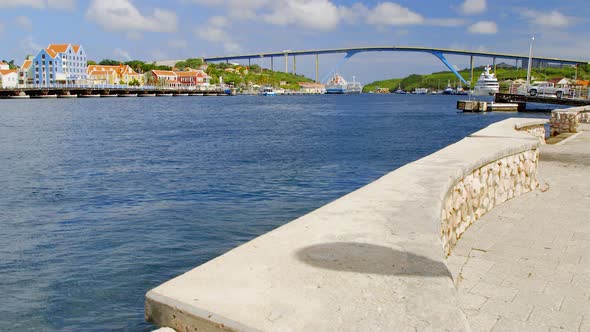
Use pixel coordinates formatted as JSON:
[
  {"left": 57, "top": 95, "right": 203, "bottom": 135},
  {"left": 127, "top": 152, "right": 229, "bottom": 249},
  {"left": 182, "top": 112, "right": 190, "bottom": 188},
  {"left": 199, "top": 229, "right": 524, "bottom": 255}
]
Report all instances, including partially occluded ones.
[{"left": 0, "top": 0, "right": 587, "bottom": 82}]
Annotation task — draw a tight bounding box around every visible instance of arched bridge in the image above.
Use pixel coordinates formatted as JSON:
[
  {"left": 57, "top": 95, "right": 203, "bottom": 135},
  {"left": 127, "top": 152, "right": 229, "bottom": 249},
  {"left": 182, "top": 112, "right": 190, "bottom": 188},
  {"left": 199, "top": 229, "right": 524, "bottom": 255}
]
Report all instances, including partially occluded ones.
[{"left": 202, "top": 46, "right": 589, "bottom": 85}]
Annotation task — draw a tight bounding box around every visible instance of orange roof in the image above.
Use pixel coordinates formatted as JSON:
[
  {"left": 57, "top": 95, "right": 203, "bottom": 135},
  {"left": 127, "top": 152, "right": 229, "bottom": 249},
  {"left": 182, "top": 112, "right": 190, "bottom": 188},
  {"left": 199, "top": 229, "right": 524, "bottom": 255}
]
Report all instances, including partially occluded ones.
[
  {"left": 0, "top": 69, "right": 17, "bottom": 75},
  {"left": 174, "top": 71, "right": 199, "bottom": 77},
  {"left": 88, "top": 65, "right": 140, "bottom": 77},
  {"left": 21, "top": 59, "right": 32, "bottom": 70},
  {"left": 0, "top": 61, "right": 7, "bottom": 65},
  {"left": 45, "top": 48, "right": 58, "bottom": 58},
  {"left": 152, "top": 70, "right": 176, "bottom": 76},
  {"left": 47, "top": 43, "right": 82, "bottom": 54},
  {"left": 47, "top": 44, "right": 69, "bottom": 53}
]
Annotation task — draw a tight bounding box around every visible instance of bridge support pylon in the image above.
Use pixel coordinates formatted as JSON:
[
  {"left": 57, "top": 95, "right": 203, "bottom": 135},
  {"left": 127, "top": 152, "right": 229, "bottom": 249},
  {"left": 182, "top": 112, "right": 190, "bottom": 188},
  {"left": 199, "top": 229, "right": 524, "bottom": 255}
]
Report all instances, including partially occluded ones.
[
  {"left": 431, "top": 51, "right": 468, "bottom": 86},
  {"left": 315, "top": 54, "right": 319, "bottom": 83},
  {"left": 320, "top": 51, "right": 358, "bottom": 83}
]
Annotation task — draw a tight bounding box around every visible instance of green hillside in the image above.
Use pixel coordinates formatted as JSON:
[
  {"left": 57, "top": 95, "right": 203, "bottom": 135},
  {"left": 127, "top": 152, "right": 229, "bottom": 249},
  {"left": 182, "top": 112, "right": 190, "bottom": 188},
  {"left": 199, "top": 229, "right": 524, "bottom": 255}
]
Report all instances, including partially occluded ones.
[
  {"left": 175, "top": 58, "right": 314, "bottom": 90},
  {"left": 363, "top": 64, "right": 590, "bottom": 93}
]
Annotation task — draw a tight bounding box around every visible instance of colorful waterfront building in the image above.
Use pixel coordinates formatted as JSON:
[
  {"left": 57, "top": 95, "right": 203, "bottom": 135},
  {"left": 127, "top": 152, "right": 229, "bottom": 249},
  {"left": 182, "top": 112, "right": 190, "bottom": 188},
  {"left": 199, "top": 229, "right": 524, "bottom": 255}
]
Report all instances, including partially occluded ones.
[
  {"left": 18, "top": 58, "right": 33, "bottom": 87},
  {"left": 148, "top": 69, "right": 210, "bottom": 87},
  {"left": 0, "top": 62, "right": 9, "bottom": 70},
  {"left": 87, "top": 64, "right": 143, "bottom": 86},
  {"left": 30, "top": 43, "right": 87, "bottom": 86},
  {"left": 0, "top": 69, "right": 18, "bottom": 88},
  {"left": 175, "top": 69, "right": 210, "bottom": 86}
]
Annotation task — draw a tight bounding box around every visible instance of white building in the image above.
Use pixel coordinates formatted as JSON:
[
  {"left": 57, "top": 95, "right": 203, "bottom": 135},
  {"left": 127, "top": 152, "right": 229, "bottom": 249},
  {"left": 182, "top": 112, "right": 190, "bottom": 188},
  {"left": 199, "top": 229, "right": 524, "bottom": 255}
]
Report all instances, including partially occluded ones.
[
  {"left": 0, "top": 62, "right": 9, "bottom": 70},
  {"left": 0, "top": 69, "right": 18, "bottom": 88}
]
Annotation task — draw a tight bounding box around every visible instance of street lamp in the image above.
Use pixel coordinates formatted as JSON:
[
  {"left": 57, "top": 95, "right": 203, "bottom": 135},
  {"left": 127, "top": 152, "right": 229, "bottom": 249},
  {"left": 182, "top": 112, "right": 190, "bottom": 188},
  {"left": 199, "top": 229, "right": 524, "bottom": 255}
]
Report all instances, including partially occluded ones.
[{"left": 526, "top": 36, "right": 535, "bottom": 89}]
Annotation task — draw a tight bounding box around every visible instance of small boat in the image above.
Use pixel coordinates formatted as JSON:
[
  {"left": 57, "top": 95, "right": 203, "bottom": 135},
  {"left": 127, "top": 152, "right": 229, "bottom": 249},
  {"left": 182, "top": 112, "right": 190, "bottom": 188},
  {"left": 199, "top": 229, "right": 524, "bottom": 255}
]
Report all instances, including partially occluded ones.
[
  {"left": 393, "top": 82, "right": 407, "bottom": 94},
  {"left": 455, "top": 81, "right": 468, "bottom": 95},
  {"left": 442, "top": 80, "right": 454, "bottom": 95},
  {"left": 261, "top": 86, "right": 276, "bottom": 96},
  {"left": 471, "top": 65, "right": 499, "bottom": 96}
]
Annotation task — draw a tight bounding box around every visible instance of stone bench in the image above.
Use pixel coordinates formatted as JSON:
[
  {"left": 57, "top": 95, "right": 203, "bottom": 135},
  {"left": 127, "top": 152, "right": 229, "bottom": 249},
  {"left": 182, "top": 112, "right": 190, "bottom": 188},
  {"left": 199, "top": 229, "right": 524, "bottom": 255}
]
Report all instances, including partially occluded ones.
[{"left": 146, "top": 118, "right": 546, "bottom": 332}]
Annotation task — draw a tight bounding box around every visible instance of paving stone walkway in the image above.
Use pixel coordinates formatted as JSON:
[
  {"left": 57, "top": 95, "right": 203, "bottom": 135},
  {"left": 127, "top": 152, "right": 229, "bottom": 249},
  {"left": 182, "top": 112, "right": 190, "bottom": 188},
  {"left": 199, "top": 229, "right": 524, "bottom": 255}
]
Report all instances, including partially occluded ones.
[{"left": 447, "top": 129, "right": 590, "bottom": 332}]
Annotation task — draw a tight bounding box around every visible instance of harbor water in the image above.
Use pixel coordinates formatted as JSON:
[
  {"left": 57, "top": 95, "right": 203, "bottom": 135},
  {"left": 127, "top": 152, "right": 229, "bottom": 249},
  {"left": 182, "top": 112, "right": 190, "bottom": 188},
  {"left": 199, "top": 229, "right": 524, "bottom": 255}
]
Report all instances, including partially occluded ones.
[{"left": 0, "top": 95, "right": 549, "bottom": 331}]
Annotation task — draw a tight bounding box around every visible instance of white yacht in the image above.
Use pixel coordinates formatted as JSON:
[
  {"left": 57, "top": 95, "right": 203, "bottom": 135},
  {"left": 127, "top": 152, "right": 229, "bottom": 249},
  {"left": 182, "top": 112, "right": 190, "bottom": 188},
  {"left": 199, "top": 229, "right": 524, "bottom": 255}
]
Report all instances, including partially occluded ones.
[{"left": 471, "top": 65, "right": 499, "bottom": 96}]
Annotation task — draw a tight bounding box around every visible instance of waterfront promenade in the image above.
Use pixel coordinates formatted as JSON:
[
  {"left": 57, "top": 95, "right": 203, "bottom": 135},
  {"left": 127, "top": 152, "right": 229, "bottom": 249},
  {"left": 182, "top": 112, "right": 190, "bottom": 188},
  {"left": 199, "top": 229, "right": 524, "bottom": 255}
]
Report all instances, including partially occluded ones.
[
  {"left": 146, "top": 114, "right": 590, "bottom": 331},
  {"left": 449, "top": 127, "right": 590, "bottom": 331}
]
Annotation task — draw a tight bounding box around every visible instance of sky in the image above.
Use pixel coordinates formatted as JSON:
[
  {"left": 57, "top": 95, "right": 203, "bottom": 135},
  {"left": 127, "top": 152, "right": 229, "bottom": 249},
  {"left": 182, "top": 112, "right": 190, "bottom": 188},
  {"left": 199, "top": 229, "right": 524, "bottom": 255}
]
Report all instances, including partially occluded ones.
[{"left": 0, "top": 0, "right": 588, "bottom": 82}]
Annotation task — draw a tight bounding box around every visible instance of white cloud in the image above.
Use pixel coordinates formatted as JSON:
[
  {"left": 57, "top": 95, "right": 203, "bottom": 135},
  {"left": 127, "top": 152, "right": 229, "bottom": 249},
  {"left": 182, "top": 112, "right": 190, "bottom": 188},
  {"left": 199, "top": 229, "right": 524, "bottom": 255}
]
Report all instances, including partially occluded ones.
[
  {"left": 338, "top": 3, "right": 369, "bottom": 24},
  {"left": 15, "top": 16, "right": 33, "bottom": 32},
  {"left": 0, "top": 0, "right": 74, "bottom": 9},
  {"left": 196, "top": 16, "right": 241, "bottom": 53},
  {"left": 366, "top": 2, "right": 424, "bottom": 26},
  {"left": 192, "top": 0, "right": 466, "bottom": 34},
  {"left": 468, "top": 20, "right": 497, "bottom": 34},
  {"left": 86, "top": 0, "right": 177, "bottom": 33},
  {"left": 113, "top": 48, "right": 132, "bottom": 61},
  {"left": 520, "top": 10, "right": 573, "bottom": 27},
  {"left": 263, "top": 0, "right": 341, "bottom": 31},
  {"left": 460, "top": 0, "right": 486, "bottom": 15}
]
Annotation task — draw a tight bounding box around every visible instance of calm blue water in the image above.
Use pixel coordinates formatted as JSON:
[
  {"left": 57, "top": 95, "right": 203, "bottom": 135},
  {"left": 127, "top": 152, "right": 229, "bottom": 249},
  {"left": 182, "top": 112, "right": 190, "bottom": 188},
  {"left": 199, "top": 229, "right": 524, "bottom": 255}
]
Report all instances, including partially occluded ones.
[{"left": 0, "top": 95, "right": 549, "bottom": 331}]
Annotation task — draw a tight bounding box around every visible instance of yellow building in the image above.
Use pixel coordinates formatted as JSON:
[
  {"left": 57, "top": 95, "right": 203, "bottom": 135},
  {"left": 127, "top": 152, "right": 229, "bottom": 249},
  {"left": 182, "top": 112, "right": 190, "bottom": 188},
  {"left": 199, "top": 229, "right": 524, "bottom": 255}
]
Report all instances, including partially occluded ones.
[{"left": 87, "top": 64, "right": 143, "bottom": 85}]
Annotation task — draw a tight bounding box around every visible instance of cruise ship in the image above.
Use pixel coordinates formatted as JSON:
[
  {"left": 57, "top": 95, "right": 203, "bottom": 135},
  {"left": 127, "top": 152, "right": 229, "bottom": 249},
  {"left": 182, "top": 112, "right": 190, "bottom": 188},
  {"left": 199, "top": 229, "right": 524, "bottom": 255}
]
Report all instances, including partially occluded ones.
[
  {"left": 326, "top": 74, "right": 363, "bottom": 94},
  {"left": 471, "top": 65, "right": 499, "bottom": 96}
]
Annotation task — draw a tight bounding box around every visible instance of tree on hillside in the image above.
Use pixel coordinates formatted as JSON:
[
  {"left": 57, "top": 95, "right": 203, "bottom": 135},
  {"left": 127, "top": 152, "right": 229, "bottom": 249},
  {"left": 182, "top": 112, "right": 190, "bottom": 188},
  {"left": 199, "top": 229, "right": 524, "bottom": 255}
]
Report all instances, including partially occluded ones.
[
  {"left": 87, "top": 60, "right": 97, "bottom": 66},
  {"left": 99, "top": 59, "right": 121, "bottom": 65},
  {"left": 175, "top": 58, "right": 204, "bottom": 70}
]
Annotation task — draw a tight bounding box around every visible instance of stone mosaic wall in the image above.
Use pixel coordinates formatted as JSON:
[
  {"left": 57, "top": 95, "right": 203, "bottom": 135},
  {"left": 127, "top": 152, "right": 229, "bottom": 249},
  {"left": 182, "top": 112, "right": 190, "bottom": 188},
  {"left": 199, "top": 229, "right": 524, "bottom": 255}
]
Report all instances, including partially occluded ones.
[
  {"left": 517, "top": 124, "right": 546, "bottom": 144},
  {"left": 440, "top": 149, "right": 540, "bottom": 255},
  {"left": 550, "top": 111, "right": 580, "bottom": 136},
  {"left": 580, "top": 111, "right": 590, "bottom": 124}
]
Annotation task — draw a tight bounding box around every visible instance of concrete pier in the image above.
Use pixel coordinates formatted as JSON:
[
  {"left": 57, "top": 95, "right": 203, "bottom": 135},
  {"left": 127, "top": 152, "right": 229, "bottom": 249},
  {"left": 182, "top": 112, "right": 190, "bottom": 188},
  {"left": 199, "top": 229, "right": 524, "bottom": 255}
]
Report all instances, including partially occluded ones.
[{"left": 146, "top": 118, "right": 549, "bottom": 331}]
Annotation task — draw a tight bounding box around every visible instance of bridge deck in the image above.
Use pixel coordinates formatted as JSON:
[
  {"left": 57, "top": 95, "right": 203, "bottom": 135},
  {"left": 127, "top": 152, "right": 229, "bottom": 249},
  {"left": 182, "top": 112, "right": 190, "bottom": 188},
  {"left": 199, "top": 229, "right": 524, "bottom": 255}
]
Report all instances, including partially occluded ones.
[{"left": 203, "top": 46, "right": 589, "bottom": 65}]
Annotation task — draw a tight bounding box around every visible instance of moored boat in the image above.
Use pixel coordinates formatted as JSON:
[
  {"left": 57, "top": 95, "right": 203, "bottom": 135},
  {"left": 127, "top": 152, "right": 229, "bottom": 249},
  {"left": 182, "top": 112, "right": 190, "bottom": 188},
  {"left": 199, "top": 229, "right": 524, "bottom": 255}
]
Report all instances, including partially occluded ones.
[
  {"left": 326, "top": 74, "right": 347, "bottom": 94},
  {"left": 393, "top": 82, "right": 407, "bottom": 94},
  {"left": 471, "top": 65, "right": 499, "bottom": 96},
  {"left": 261, "top": 86, "right": 276, "bottom": 96},
  {"left": 442, "top": 80, "right": 454, "bottom": 95},
  {"left": 346, "top": 76, "right": 363, "bottom": 94}
]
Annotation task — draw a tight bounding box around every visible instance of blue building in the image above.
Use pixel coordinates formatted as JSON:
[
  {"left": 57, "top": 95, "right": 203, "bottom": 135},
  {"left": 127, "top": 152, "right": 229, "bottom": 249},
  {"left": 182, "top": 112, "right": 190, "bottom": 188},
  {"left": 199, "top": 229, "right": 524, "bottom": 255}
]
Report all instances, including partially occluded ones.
[{"left": 31, "top": 43, "right": 87, "bottom": 86}]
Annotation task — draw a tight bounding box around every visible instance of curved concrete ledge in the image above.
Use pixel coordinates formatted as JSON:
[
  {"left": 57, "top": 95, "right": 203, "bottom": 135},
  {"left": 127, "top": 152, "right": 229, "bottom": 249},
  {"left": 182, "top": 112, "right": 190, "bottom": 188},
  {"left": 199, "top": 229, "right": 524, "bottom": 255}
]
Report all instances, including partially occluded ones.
[{"left": 146, "top": 118, "right": 546, "bottom": 332}]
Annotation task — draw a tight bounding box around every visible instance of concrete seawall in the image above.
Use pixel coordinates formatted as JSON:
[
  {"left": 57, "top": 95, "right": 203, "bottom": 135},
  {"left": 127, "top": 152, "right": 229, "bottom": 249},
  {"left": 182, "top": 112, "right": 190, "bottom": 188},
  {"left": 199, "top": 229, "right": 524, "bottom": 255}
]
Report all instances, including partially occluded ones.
[{"left": 146, "top": 118, "right": 547, "bottom": 331}]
